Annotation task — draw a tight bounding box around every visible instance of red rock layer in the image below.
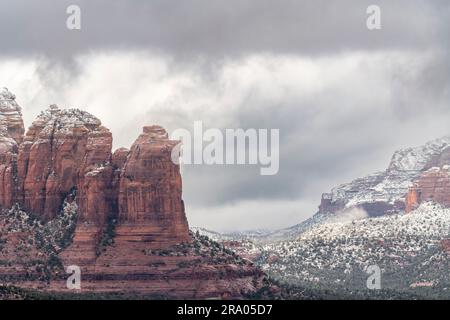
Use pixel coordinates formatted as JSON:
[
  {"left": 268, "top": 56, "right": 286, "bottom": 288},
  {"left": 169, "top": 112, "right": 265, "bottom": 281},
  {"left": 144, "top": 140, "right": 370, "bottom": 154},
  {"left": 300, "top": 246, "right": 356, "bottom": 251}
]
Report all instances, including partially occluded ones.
[
  {"left": 116, "top": 125, "right": 190, "bottom": 247},
  {"left": 1, "top": 98, "right": 190, "bottom": 258},
  {"left": 405, "top": 186, "right": 421, "bottom": 213},
  {"left": 0, "top": 141, "right": 18, "bottom": 208},
  {"left": 65, "top": 256, "right": 265, "bottom": 299},
  {"left": 0, "top": 88, "right": 25, "bottom": 208},
  {"left": 62, "top": 125, "right": 190, "bottom": 265},
  {"left": 441, "top": 239, "right": 450, "bottom": 253},
  {"left": 405, "top": 166, "right": 450, "bottom": 212},
  {"left": 0, "top": 91, "right": 275, "bottom": 299},
  {"left": 15, "top": 105, "right": 112, "bottom": 221}
]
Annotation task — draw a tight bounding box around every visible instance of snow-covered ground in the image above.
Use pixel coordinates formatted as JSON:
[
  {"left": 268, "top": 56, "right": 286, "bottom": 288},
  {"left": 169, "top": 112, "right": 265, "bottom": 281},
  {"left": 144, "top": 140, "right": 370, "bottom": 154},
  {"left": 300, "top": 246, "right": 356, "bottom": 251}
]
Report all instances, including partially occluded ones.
[{"left": 256, "top": 202, "right": 449, "bottom": 294}]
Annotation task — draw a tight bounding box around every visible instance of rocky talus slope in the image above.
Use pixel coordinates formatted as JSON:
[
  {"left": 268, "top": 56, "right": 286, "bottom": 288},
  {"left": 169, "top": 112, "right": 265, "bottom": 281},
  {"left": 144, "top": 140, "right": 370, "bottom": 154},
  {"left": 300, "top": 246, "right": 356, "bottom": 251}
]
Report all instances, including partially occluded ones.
[{"left": 0, "top": 88, "right": 275, "bottom": 299}]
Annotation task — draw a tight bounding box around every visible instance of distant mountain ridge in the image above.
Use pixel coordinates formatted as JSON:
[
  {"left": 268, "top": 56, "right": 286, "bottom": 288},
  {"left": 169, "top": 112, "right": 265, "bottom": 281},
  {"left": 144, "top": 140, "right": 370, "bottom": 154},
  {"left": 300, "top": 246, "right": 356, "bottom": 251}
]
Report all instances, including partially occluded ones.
[
  {"left": 255, "top": 201, "right": 450, "bottom": 298},
  {"left": 195, "top": 135, "right": 450, "bottom": 244},
  {"left": 192, "top": 136, "right": 450, "bottom": 299},
  {"left": 0, "top": 87, "right": 274, "bottom": 299},
  {"left": 319, "top": 135, "right": 450, "bottom": 217}
]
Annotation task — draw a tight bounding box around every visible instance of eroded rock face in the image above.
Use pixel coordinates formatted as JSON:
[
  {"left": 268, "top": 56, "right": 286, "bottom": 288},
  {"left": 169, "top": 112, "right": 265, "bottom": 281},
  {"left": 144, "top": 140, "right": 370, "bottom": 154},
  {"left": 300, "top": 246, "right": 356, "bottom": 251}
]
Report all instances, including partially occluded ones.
[
  {"left": 0, "top": 88, "right": 24, "bottom": 208},
  {"left": 62, "top": 126, "right": 190, "bottom": 265},
  {"left": 442, "top": 239, "right": 450, "bottom": 253},
  {"left": 0, "top": 94, "right": 191, "bottom": 253},
  {"left": 116, "top": 126, "right": 189, "bottom": 247},
  {"left": 0, "top": 138, "right": 18, "bottom": 209},
  {"left": 16, "top": 105, "right": 112, "bottom": 220},
  {"left": 0, "top": 89, "right": 275, "bottom": 299},
  {"left": 318, "top": 136, "right": 450, "bottom": 216},
  {"left": 405, "top": 166, "right": 450, "bottom": 212},
  {"left": 405, "top": 186, "right": 421, "bottom": 213},
  {"left": 0, "top": 87, "right": 25, "bottom": 145},
  {"left": 112, "top": 147, "right": 129, "bottom": 170}
]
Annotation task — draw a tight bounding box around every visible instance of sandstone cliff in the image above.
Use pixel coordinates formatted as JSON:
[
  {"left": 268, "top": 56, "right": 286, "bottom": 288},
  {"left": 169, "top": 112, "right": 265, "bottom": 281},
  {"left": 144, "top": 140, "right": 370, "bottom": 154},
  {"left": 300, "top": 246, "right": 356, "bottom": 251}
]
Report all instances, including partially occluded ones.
[
  {"left": 318, "top": 136, "right": 450, "bottom": 216},
  {"left": 0, "top": 88, "right": 273, "bottom": 299},
  {"left": 405, "top": 166, "right": 450, "bottom": 213}
]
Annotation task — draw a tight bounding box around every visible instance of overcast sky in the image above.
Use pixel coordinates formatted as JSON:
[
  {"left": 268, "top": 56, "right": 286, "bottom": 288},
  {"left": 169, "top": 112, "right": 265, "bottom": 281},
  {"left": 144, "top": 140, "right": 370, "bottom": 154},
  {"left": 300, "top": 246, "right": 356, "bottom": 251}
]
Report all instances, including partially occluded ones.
[{"left": 0, "top": 0, "right": 449, "bottom": 231}]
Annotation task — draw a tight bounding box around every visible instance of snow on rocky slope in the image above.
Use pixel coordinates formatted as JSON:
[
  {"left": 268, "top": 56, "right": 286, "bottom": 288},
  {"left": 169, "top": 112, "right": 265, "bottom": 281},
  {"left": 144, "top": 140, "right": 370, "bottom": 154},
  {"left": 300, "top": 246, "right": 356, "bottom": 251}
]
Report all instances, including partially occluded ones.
[
  {"left": 191, "top": 227, "right": 273, "bottom": 242},
  {"left": 321, "top": 136, "right": 450, "bottom": 216},
  {"left": 31, "top": 104, "right": 103, "bottom": 135},
  {"left": 194, "top": 136, "right": 450, "bottom": 245},
  {"left": 255, "top": 202, "right": 450, "bottom": 296},
  {"left": 192, "top": 137, "right": 450, "bottom": 298}
]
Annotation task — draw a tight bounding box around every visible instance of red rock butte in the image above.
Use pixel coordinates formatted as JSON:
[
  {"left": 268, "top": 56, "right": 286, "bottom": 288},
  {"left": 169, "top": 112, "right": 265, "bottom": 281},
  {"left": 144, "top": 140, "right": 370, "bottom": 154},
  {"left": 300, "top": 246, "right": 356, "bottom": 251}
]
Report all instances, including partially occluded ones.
[
  {"left": 0, "top": 88, "right": 270, "bottom": 299},
  {"left": 0, "top": 88, "right": 190, "bottom": 250}
]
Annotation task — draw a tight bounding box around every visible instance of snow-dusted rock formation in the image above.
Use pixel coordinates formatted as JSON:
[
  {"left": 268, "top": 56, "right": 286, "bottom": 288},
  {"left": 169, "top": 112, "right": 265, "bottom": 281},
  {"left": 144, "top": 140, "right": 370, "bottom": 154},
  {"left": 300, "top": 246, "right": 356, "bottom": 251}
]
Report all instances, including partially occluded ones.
[{"left": 319, "top": 136, "right": 450, "bottom": 216}]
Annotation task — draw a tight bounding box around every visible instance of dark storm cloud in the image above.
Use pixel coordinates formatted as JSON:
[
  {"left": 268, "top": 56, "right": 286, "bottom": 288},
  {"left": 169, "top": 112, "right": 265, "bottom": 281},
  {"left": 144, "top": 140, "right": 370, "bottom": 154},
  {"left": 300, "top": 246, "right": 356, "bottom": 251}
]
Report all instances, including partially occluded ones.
[{"left": 0, "top": 0, "right": 448, "bottom": 60}]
